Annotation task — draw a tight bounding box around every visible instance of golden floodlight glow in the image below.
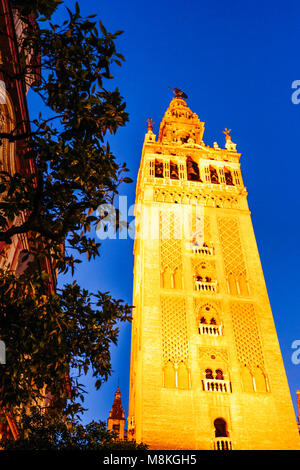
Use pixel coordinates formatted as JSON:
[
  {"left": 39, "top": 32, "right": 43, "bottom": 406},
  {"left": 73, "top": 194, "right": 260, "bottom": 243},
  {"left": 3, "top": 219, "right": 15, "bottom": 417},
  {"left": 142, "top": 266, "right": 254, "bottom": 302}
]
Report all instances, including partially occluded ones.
[{"left": 128, "top": 94, "right": 300, "bottom": 450}]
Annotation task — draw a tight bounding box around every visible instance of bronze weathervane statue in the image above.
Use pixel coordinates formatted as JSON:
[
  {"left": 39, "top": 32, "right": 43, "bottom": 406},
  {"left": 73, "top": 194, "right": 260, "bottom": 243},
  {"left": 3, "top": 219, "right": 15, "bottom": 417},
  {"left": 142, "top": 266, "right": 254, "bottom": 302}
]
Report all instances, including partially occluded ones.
[{"left": 168, "top": 87, "right": 188, "bottom": 99}]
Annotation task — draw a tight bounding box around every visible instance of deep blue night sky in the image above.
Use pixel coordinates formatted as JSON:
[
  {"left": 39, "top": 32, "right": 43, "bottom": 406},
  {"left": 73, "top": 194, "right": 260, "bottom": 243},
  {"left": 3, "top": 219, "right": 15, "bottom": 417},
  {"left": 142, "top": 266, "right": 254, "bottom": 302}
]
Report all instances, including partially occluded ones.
[{"left": 29, "top": 0, "right": 300, "bottom": 424}]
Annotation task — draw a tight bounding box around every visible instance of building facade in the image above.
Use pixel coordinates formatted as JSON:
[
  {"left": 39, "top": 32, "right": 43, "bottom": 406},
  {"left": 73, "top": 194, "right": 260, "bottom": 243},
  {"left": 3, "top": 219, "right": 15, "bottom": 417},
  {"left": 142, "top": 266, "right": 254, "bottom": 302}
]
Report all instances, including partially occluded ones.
[
  {"left": 0, "top": 0, "right": 56, "bottom": 442},
  {"left": 128, "top": 92, "right": 300, "bottom": 450}
]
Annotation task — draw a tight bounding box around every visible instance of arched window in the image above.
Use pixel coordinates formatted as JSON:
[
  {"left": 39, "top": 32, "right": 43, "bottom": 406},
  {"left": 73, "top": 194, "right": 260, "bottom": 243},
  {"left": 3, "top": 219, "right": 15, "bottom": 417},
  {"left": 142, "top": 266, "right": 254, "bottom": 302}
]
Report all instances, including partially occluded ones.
[
  {"left": 186, "top": 157, "right": 200, "bottom": 181},
  {"left": 0, "top": 91, "right": 20, "bottom": 271},
  {"left": 198, "top": 305, "right": 221, "bottom": 331},
  {"left": 170, "top": 161, "right": 179, "bottom": 179},
  {"left": 0, "top": 90, "right": 16, "bottom": 175},
  {"left": 241, "top": 365, "right": 254, "bottom": 392},
  {"left": 162, "top": 267, "right": 173, "bottom": 289},
  {"left": 155, "top": 159, "right": 163, "bottom": 178},
  {"left": 214, "top": 418, "right": 228, "bottom": 438},
  {"left": 205, "top": 368, "right": 213, "bottom": 379},
  {"left": 228, "top": 272, "right": 237, "bottom": 295},
  {"left": 224, "top": 167, "right": 234, "bottom": 185},
  {"left": 209, "top": 166, "right": 219, "bottom": 184},
  {"left": 253, "top": 367, "right": 267, "bottom": 392},
  {"left": 164, "top": 361, "right": 176, "bottom": 388},
  {"left": 178, "top": 362, "right": 189, "bottom": 389},
  {"left": 112, "top": 424, "right": 120, "bottom": 433},
  {"left": 238, "top": 273, "right": 249, "bottom": 296},
  {"left": 173, "top": 267, "right": 182, "bottom": 289}
]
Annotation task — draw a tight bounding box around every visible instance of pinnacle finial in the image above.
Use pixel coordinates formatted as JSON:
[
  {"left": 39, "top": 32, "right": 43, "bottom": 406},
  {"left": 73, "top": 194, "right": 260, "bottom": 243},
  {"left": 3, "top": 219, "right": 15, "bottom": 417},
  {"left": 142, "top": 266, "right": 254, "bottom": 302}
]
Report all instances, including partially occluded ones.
[
  {"left": 147, "top": 117, "right": 154, "bottom": 132},
  {"left": 223, "top": 128, "right": 232, "bottom": 141},
  {"left": 223, "top": 128, "right": 237, "bottom": 151}
]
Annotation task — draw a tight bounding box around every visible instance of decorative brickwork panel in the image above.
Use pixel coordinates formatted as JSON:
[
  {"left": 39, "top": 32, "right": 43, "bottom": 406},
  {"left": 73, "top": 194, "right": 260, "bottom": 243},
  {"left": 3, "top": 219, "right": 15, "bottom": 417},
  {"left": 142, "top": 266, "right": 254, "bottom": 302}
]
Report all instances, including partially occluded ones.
[
  {"left": 217, "top": 216, "right": 246, "bottom": 278},
  {"left": 204, "top": 216, "right": 211, "bottom": 241},
  {"left": 154, "top": 188, "right": 240, "bottom": 209},
  {"left": 191, "top": 213, "right": 211, "bottom": 245},
  {"left": 160, "top": 209, "right": 182, "bottom": 271},
  {"left": 230, "top": 302, "right": 265, "bottom": 369},
  {"left": 161, "top": 296, "right": 188, "bottom": 364}
]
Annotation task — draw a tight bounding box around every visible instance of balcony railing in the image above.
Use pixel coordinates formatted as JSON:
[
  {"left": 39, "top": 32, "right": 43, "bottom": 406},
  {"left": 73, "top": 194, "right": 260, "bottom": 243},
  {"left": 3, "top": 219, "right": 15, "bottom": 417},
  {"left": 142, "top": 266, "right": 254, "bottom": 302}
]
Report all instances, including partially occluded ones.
[
  {"left": 192, "top": 246, "right": 214, "bottom": 256},
  {"left": 199, "top": 324, "right": 223, "bottom": 336},
  {"left": 202, "top": 378, "right": 231, "bottom": 393},
  {"left": 213, "top": 437, "right": 232, "bottom": 450},
  {"left": 195, "top": 281, "right": 217, "bottom": 292}
]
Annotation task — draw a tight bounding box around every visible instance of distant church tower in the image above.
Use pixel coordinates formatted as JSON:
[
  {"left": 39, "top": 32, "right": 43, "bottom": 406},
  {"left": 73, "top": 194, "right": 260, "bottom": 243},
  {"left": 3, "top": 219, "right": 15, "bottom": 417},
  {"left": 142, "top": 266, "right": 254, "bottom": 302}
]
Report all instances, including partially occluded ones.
[
  {"left": 107, "top": 387, "right": 126, "bottom": 440},
  {"left": 128, "top": 90, "right": 300, "bottom": 450}
]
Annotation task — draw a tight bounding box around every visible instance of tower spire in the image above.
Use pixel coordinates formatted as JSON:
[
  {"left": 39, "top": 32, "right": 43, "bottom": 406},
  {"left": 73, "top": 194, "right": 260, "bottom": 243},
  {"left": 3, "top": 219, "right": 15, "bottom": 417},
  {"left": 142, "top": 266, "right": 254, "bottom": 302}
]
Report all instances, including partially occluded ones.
[
  {"left": 158, "top": 92, "right": 205, "bottom": 145},
  {"left": 107, "top": 387, "right": 126, "bottom": 440}
]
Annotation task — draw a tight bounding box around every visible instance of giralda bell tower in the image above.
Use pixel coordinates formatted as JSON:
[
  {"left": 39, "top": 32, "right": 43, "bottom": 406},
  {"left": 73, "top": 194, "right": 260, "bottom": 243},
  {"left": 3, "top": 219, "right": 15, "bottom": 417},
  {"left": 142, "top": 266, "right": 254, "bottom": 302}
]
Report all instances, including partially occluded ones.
[{"left": 128, "top": 90, "right": 300, "bottom": 450}]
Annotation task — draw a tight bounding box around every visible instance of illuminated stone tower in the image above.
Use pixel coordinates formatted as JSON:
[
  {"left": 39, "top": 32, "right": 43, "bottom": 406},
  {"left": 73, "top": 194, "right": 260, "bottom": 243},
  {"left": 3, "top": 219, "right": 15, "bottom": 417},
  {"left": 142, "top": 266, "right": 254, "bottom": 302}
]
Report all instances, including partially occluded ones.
[{"left": 128, "top": 91, "right": 300, "bottom": 450}]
